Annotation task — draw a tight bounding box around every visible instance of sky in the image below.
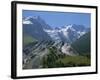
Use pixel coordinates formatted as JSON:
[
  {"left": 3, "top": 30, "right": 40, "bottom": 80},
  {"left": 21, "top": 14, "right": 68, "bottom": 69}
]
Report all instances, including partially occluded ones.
[{"left": 23, "top": 10, "right": 91, "bottom": 28}]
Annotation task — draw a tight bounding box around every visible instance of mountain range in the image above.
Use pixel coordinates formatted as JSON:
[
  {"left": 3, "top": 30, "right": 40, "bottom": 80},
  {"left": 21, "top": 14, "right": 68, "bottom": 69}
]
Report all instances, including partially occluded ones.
[
  {"left": 23, "top": 16, "right": 90, "bottom": 43},
  {"left": 22, "top": 16, "right": 91, "bottom": 69}
]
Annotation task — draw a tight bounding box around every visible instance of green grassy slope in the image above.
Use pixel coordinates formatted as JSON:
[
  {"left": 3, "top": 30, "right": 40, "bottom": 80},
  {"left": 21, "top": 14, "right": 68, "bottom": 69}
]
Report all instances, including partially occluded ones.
[
  {"left": 56, "top": 56, "right": 90, "bottom": 67},
  {"left": 71, "top": 32, "right": 90, "bottom": 56},
  {"left": 41, "top": 46, "right": 90, "bottom": 68},
  {"left": 23, "top": 34, "right": 37, "bottom": 47}
]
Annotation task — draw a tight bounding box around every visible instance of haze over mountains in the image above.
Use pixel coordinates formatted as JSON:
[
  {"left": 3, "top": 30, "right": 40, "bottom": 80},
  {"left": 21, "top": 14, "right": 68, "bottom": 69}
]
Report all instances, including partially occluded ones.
[{"left": 23, "top": 16, "right": 91, "bottom": 69}]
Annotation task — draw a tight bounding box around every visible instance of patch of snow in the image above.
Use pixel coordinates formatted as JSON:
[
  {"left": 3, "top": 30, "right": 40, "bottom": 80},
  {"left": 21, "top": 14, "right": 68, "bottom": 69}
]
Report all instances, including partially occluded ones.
[{"left": 23, "top": 20, "right": 33, "bottom": 24}]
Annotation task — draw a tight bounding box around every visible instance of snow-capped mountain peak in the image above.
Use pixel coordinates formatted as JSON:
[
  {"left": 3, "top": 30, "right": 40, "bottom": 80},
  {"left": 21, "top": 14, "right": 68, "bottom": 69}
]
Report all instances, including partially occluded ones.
[
  {"left": 23, "top": 16, "right": 89, "bottom": 43},
  {"left": 23, "top": 16, "right": 42, "bottom": 24},
  {"left": 44, "top": 24, "right": 88, "bottom": 43},
  {"left": 23, "top": 16, "right": 35, "bottom": 24}
]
